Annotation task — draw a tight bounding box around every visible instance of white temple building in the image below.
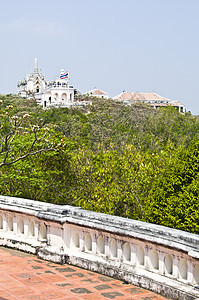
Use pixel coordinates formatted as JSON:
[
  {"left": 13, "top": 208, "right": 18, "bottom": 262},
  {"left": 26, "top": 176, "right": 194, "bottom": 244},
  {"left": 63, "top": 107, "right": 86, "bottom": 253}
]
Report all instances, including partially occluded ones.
[
  {"left": 38, "top": 69, "right": 74, "bottom": 108},
  {"left": 17, "top": 58, "right": 46, "bottom": 98},
  {"left": 17, "top": 58, "right": 74, "bottom": 108}
]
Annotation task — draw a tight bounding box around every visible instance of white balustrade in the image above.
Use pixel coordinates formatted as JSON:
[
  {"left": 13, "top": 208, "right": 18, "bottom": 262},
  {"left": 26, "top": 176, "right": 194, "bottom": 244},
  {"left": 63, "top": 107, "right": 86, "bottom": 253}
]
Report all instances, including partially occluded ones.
[{"left": 0, "top": 195, "right": 198, "bottom": 300}]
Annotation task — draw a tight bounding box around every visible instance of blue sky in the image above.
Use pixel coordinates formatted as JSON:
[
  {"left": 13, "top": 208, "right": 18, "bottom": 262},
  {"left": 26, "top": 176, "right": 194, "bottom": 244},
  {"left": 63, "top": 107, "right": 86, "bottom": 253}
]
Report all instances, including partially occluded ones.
[{"left": 1, "top": 0, "right": 199, "bottom": 113}]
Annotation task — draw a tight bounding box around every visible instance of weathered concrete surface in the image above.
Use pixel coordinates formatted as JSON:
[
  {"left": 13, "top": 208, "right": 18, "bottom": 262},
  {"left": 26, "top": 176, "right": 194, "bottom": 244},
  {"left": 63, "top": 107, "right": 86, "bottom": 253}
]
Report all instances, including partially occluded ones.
[{"left": 0, "top": 195, "right": 198, "bottom": 255}]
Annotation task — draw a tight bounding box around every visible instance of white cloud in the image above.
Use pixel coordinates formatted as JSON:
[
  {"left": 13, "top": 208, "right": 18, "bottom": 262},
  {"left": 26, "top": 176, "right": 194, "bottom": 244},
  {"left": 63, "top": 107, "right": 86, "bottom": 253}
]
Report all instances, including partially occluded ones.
[{"left": 0, "top": 18, "right": 65, "bottom": 34}]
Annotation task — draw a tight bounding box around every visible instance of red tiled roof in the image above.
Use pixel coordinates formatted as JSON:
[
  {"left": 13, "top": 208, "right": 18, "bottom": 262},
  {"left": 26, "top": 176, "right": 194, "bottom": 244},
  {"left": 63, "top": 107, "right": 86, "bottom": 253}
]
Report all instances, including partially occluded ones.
[
  {"left": 86, "top": 89, "right": 109, "bottom": 96},
  {"left": 114, "top": 92, "right": 185, "bottom": 109},
  {"left": 114, "top": 92, "right": 171, "bottom": 101},
  {"left": 92, "top": 89, "right": 107, "bottom": 95}
]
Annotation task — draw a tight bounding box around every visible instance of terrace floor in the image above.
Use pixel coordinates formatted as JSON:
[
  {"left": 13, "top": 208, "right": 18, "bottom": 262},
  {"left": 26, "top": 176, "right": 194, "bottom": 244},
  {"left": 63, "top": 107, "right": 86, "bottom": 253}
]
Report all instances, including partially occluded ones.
[{"left": 0, "top": 246, "right": 170, "bottom": 300}]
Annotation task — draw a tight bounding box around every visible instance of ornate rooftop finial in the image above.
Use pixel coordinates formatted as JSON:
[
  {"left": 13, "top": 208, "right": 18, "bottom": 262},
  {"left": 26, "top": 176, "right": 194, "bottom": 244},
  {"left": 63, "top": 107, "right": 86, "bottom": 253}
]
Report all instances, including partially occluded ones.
[{"left": 34, "top": 58, "right": 38, "bottom": 73}]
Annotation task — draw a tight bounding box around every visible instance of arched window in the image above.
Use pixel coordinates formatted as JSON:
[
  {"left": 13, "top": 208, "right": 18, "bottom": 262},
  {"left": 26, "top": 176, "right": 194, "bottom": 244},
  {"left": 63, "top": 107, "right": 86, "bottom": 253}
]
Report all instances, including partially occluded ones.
[
  {"left": 165, "top": 254, "right": 173, "bottom": 275},
  {"left": 97, "top": 236, "right": 105, "bottom": 254},
  {"left": 123, "top": 243, "right": 131, "bottom": 261},
  {"left": 39, "top": 223, "right": 47, "bottom": 240},
  {"left": 29, "top": 221, "right": 35, "bottom": 237},
  {"left": 54, "top": 93, "right": 59, "bottom": 102},
  {"left": 17, "top": 218, "right": 24, "bottom": 234},
  {"left": 7, "top": 216, "right": 13, "bottom": 231},
  {"left": 149, "top": 250, "right": 159, "bottom": 270},
  {"left": 110, "top": 239, "right": 117, "bottom": 258},
  {"left": 194, "top": 264, "right": 199, "bottom": 284},
  {"left": 71, "top": 232, "right": 80, "bottom": 248},
  {"left": 179, "top": 259, "right": 188, "bottom": 280},
  {"left": 85, "top": 233, "right": 92, "bottom": 251},
  {"left": 136, "top": 246, "right": 144, "bottom": 266},
  {"left": 62, "top": 93, "right": 67, "bottom": 102}
]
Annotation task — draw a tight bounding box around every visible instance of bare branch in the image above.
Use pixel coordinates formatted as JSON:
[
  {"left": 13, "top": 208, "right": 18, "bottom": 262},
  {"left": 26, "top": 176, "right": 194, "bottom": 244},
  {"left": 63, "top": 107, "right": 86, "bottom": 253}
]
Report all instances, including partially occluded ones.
[
  {"left": 0, "top": 145, "right": 56, "bottom": 167},
  {"left": 0, "top": 105, "right": 57, "bottom": 167}
]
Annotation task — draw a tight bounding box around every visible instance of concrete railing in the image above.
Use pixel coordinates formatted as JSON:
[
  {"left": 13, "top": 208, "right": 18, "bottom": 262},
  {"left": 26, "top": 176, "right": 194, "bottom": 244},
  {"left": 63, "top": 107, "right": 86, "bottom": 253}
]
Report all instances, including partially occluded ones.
[{"left": 0, "top": 195, "right": 199, "bottom": 300}]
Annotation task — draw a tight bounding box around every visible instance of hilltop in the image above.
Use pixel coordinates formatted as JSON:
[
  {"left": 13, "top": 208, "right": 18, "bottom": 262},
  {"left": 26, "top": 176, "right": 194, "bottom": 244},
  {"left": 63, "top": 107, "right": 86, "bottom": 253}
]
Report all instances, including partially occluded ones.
[{"left": 0, "top": 94, "right": 199, "bottom": 233}]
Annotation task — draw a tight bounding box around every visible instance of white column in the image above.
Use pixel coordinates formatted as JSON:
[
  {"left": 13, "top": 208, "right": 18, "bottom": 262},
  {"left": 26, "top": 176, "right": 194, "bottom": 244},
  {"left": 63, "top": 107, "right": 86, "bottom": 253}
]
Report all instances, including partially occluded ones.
[
  {"left": 24, "top": 219, "right": 29, "bottom": 237},
  {"left": 173, "top": 256, "right": 179, "bottom": 279},
  {"left": 159, "top": 252, "right": 165, "bottom": 275},
  {"left": 145, "top": 246, "right": 150, "bottom": 271},
  {"left": 105, "top": 236, "right": 109, "bottom": 258},
  {"left": 13, "top": 215, "right": 17, "bottom": 234},
  {"left": 130, "top": 244, "right": 136, "bottom": 266},
  {"left": 92, "top": 232, "right": 97, "bottom": 254},
  {"left": 79, "top": 231, "right": 84, "bottom": 251},
  {"left": 187, "top": 259, "right": 194, "bottom": 284},
  {"left": 35, "top": 221, "right": 39, "bottom": 240},
  {"left": 117, "top": 240, "right": 123, "bottom": 262},
  {"left": 2, "top": 214, "right": 7, "bottom": 231}
]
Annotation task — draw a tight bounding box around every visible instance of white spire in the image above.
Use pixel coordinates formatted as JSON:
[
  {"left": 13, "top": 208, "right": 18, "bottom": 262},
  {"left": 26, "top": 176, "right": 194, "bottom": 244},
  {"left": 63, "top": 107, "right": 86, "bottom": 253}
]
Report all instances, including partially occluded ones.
[{"left": 34, "top": 58, "right": 38, "bottom": 73}]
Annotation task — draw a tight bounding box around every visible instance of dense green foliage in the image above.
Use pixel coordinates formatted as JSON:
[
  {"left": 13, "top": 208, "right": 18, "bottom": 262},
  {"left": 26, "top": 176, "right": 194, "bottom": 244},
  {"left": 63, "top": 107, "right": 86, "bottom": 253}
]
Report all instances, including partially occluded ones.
[
  {"left": 1, "top": 94, "right": 199, "bottom": 233},
  {"left": 145, "top": 140, "right": 199, "bottom": 233}
]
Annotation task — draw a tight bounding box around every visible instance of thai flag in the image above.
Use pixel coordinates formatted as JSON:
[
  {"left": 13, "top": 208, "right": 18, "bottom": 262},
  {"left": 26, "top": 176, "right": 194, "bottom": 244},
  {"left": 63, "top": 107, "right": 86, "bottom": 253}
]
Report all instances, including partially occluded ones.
[{"left": 60, "top": 71, "right": 69, "bottom": 79}]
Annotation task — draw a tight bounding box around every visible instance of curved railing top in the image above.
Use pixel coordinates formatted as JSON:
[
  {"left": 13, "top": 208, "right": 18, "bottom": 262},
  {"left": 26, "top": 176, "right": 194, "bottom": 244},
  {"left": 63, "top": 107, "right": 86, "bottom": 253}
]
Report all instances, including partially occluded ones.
[{"left": 0, "top": 195, "right": 198, "bottom": 257}]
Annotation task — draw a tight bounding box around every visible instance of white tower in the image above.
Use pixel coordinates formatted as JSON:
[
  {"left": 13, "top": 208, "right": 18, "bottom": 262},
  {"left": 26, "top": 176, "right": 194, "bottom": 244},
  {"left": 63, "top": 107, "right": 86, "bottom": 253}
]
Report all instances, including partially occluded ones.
[{"left": 17, "top": 58, "right": 47, "bottom": 99}]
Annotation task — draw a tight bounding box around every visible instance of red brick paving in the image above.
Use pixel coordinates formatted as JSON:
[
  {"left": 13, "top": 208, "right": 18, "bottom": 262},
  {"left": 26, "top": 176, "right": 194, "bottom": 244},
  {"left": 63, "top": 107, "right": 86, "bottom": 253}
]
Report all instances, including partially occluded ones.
[{"left": 0, "top": 247, "right": 170, "bottom": 300}]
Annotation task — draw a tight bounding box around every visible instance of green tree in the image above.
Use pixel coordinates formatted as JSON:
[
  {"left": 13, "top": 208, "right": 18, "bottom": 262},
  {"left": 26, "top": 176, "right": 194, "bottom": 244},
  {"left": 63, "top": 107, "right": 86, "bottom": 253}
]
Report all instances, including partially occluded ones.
[{"left": 144, "top": 141, "right": 199, "bottom": 233}]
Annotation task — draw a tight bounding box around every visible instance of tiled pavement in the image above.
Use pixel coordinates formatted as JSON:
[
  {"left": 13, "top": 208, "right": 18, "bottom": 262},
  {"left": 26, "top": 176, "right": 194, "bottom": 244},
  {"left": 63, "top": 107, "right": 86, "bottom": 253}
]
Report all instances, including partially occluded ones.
[{"left": 0, "top": 247, "right": 171, "bottom": 300}]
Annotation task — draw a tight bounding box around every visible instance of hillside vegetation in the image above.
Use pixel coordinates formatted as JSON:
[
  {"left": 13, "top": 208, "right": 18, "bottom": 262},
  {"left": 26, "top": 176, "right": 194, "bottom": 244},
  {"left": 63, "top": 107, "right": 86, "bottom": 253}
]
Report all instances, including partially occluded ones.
[{"left": 1, "top": 94, "right": 199, "bottom": 233}]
